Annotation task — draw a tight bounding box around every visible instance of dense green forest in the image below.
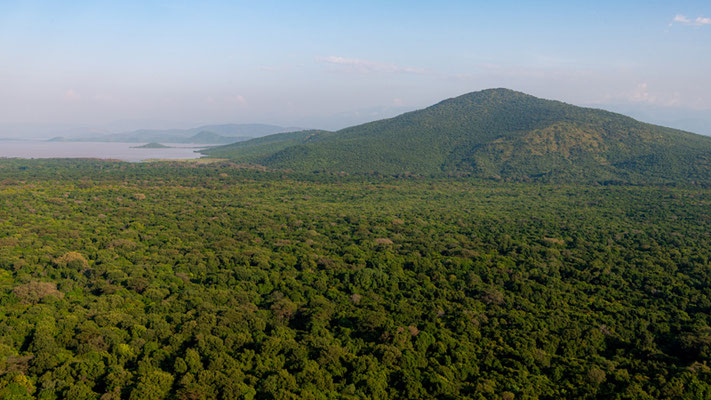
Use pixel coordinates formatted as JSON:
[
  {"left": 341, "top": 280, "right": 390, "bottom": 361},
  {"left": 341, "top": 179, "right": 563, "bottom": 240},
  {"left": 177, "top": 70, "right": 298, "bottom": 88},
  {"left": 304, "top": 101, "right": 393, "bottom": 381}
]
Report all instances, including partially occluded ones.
[
  {"left": 203, "top": 89, "right": 711, "bottom": 184},
  {"left": 1, "top": 159, "right": 711, "bottom": 399}
]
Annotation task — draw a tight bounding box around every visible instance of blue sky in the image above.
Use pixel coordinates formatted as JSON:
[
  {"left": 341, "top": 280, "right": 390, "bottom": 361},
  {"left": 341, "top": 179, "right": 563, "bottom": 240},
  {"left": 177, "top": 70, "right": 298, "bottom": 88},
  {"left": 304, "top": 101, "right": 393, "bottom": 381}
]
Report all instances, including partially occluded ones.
[{"left": 1, "top": 0, "right": 710, "bottom": 134}]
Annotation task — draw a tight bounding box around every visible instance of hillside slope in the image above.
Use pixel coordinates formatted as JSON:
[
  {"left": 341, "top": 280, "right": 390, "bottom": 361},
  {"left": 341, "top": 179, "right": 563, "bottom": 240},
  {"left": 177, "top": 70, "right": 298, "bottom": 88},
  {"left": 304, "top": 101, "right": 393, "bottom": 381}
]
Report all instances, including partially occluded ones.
[
  {"left": 202, "top": 130, "right": 333, "bottom": 162},
  {"left": 203, "top": 89, "right": 711, "bottom": 183}
]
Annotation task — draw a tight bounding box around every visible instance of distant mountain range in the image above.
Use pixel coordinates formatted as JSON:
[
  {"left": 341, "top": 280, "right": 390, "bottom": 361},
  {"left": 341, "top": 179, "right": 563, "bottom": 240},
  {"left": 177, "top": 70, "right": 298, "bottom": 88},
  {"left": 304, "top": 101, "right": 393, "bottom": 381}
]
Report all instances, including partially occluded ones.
[
  {"left": 595, "top": 103, "right": 711, "bottom": 137},
  {"left": 48, "top": 124, "right": 300, "bottom": 144},
  {"left": 202, "top": 89, "right": 711, "bottom": 184}
]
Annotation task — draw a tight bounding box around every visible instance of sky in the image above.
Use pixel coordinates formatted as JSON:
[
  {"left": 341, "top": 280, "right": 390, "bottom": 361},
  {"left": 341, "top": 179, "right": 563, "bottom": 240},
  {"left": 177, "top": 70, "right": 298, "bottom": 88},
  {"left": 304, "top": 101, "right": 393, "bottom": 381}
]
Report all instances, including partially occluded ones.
[{"left": 1, "top": 0, "right": 710, "bottom": 136}]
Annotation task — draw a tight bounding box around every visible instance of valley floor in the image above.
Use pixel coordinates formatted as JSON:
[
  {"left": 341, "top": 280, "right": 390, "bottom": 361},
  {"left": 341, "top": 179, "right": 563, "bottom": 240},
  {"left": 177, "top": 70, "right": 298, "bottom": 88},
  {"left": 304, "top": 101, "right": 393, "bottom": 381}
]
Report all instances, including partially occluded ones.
[{"left": 0, "top": 159, "right": 710, "bottom": 399}]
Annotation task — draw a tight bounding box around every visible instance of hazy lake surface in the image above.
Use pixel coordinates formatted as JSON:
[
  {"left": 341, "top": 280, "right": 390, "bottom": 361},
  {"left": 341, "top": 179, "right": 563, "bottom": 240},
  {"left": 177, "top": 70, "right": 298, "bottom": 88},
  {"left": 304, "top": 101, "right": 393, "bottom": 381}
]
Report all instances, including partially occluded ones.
[{"left": 0, "top": 141, "right": 211, "bottom": 162}]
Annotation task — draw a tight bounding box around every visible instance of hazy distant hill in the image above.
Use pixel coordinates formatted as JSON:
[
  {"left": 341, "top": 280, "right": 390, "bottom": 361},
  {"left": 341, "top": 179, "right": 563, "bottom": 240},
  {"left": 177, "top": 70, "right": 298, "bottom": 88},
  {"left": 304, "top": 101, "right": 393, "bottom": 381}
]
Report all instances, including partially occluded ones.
[
  {"left": 597, "top": 103, "right": 711, "bottom": 137},
  {"left": 64, "top": 124, "right": 300, "bottom": 144},
  {"left": 185, "top": 131, "right": 246, "bottom": 144},
  {"left": 132, "top": 142, "right": 171, "bottom": 149},
  {"left": 202, "top": 89, "right": 711, "bottom": 184}
]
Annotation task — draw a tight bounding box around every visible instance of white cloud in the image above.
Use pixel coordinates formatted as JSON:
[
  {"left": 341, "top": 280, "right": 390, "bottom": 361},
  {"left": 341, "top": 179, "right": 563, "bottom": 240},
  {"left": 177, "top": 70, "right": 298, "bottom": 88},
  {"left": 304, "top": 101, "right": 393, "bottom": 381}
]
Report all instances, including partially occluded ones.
[
  {"left": 629, "top": 82, "right": 654, "bottom": 103},
  {"left": 673, "top": 14, "right": 691, "bottom": 24},
  {"left": 318, "top": 56, "right": 426, "bottom": 74},
  {"left": 626, "top": 83, "right": 680, "bottom": 107},
  {"left": 671, "top": 14, "right": 711, "bottom": 26}
]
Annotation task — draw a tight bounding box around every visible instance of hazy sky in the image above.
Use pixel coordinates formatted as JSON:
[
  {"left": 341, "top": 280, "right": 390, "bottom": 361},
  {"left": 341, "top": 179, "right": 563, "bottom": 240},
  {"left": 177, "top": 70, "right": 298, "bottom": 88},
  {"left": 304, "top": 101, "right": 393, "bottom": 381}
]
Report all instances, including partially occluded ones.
[{"left": 1, "top": 0, "right": 710, "bottom": 134}]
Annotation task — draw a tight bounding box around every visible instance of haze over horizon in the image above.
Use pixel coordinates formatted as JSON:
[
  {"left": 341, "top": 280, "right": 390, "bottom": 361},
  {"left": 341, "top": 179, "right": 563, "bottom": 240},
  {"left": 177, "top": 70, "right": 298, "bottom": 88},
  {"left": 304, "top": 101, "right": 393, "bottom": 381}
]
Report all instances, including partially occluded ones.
[{"left": 1, "top": 0, "right": 710, "bottom": 137}]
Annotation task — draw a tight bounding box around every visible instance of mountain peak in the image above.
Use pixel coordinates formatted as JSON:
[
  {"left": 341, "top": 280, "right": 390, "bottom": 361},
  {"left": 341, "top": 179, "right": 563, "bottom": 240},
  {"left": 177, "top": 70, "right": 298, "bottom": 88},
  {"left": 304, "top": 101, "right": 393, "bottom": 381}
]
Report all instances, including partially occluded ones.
[
  {"left": 432, "top": 88, "right": 529, "bottom": 106},
  {"left": 452, "top": 87, "right": 534, "bottom": 101},
  {"left": 203, "top": 90, "right": 711, "bottom": 184}
]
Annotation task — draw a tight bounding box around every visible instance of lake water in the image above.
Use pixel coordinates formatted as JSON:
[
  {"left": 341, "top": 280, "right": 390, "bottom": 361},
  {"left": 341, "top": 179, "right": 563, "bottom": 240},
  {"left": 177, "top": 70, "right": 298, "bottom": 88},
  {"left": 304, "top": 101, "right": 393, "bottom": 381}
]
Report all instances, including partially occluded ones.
[{"left": 0, "top": 141, "right": 212, "bottom": 162}]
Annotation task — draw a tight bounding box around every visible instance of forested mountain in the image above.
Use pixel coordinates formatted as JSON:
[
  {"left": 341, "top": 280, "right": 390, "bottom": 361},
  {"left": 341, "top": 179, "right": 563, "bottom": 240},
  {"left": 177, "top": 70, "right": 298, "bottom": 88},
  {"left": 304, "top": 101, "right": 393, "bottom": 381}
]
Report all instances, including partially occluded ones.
[
  {"left": 203, "top": 130, "right": 332, "bottom": 161},
  {"left": 202, "top": 89, "right": 711, "bottom": 183}
]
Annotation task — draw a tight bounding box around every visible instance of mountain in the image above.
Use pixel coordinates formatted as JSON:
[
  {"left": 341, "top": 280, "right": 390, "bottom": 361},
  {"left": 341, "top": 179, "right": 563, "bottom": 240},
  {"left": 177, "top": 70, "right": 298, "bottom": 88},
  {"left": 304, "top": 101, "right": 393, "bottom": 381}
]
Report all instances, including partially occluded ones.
[
  {"left": 69, "top": 124, "right": 299, "bottom": 143},
  {"left": 185, "top": 131, "right": 247, "bottom": 144},
  {"left": 202, "top": 89, "right": 711, "bottom": 183},
  {"left": 202, "top": 130, "right": 332, "bottom": 161},
  {"left": 132, "top": 142, "right": 171, "bottom": 149},
  {"left": 292, "top": 105, "right": 417, "bottom": 131}
]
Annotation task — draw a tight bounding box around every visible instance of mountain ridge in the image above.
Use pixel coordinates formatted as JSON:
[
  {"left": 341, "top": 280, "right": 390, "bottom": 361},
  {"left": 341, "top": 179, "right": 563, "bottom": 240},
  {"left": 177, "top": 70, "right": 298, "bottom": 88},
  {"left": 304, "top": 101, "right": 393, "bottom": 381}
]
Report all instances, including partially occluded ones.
[
  {"left": 202, "top": 89, "right": 711, "bottom": 184},
  {"left": 54, "top": 123, "right": 301, "bottom": 144}
]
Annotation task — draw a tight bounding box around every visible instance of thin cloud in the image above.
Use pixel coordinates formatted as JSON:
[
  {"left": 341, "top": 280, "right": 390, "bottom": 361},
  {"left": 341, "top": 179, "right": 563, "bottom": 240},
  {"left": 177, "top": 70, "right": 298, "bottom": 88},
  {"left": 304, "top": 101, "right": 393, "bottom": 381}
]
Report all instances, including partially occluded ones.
[
  {"left": 318, "top": 56, "right": 426, "bottom": 74},
  {"left": 64, "top": 89, "right": 81, "bottom": 101},
  {"left": 629, "top": 82, "right": 656, "bottom": 103},
  {"left": 626, "top": 83, "right": 681, "bottom": 107},
  {"left": 206, "top": 94, "right": 248, "bottom": 106},
  {"left": 229, "top": 95, "right": 248, "bottom": 106},
  {"left": 671, "top": 14, "right": 711, "bottom": 26},
  {"left": 93, "top": 93, "right": 115, "bottom": 102}
]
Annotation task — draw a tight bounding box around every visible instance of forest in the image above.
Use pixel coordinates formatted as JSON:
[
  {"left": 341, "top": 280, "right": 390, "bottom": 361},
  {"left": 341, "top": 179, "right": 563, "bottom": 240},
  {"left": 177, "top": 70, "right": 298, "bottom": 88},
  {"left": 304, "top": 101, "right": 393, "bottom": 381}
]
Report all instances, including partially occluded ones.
[{"left": 1, "top": 159, "right": 711, "bottom": 399}]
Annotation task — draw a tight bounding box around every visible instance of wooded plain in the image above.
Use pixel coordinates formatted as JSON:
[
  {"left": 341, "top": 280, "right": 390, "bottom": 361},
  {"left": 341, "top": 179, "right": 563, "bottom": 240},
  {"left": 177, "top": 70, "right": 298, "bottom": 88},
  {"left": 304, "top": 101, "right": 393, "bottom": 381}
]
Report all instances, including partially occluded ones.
[{"left": 0, "top": 159, "right": 710, "bottom": 399}]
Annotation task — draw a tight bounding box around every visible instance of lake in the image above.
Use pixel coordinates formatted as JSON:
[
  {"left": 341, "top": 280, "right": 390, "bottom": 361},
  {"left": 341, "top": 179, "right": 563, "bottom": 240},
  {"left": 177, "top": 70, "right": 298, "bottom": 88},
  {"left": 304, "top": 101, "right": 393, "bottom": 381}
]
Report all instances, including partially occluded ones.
[{"left": 0, "top": 141, "right": 212, "bottom": 162}]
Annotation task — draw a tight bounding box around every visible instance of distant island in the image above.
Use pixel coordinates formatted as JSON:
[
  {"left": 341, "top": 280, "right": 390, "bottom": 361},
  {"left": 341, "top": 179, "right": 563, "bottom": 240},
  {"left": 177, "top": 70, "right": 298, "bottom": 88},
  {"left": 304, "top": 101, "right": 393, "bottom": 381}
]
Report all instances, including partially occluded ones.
[{"left": 132, "top": 142, "right": 171, "bottom": 149}]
